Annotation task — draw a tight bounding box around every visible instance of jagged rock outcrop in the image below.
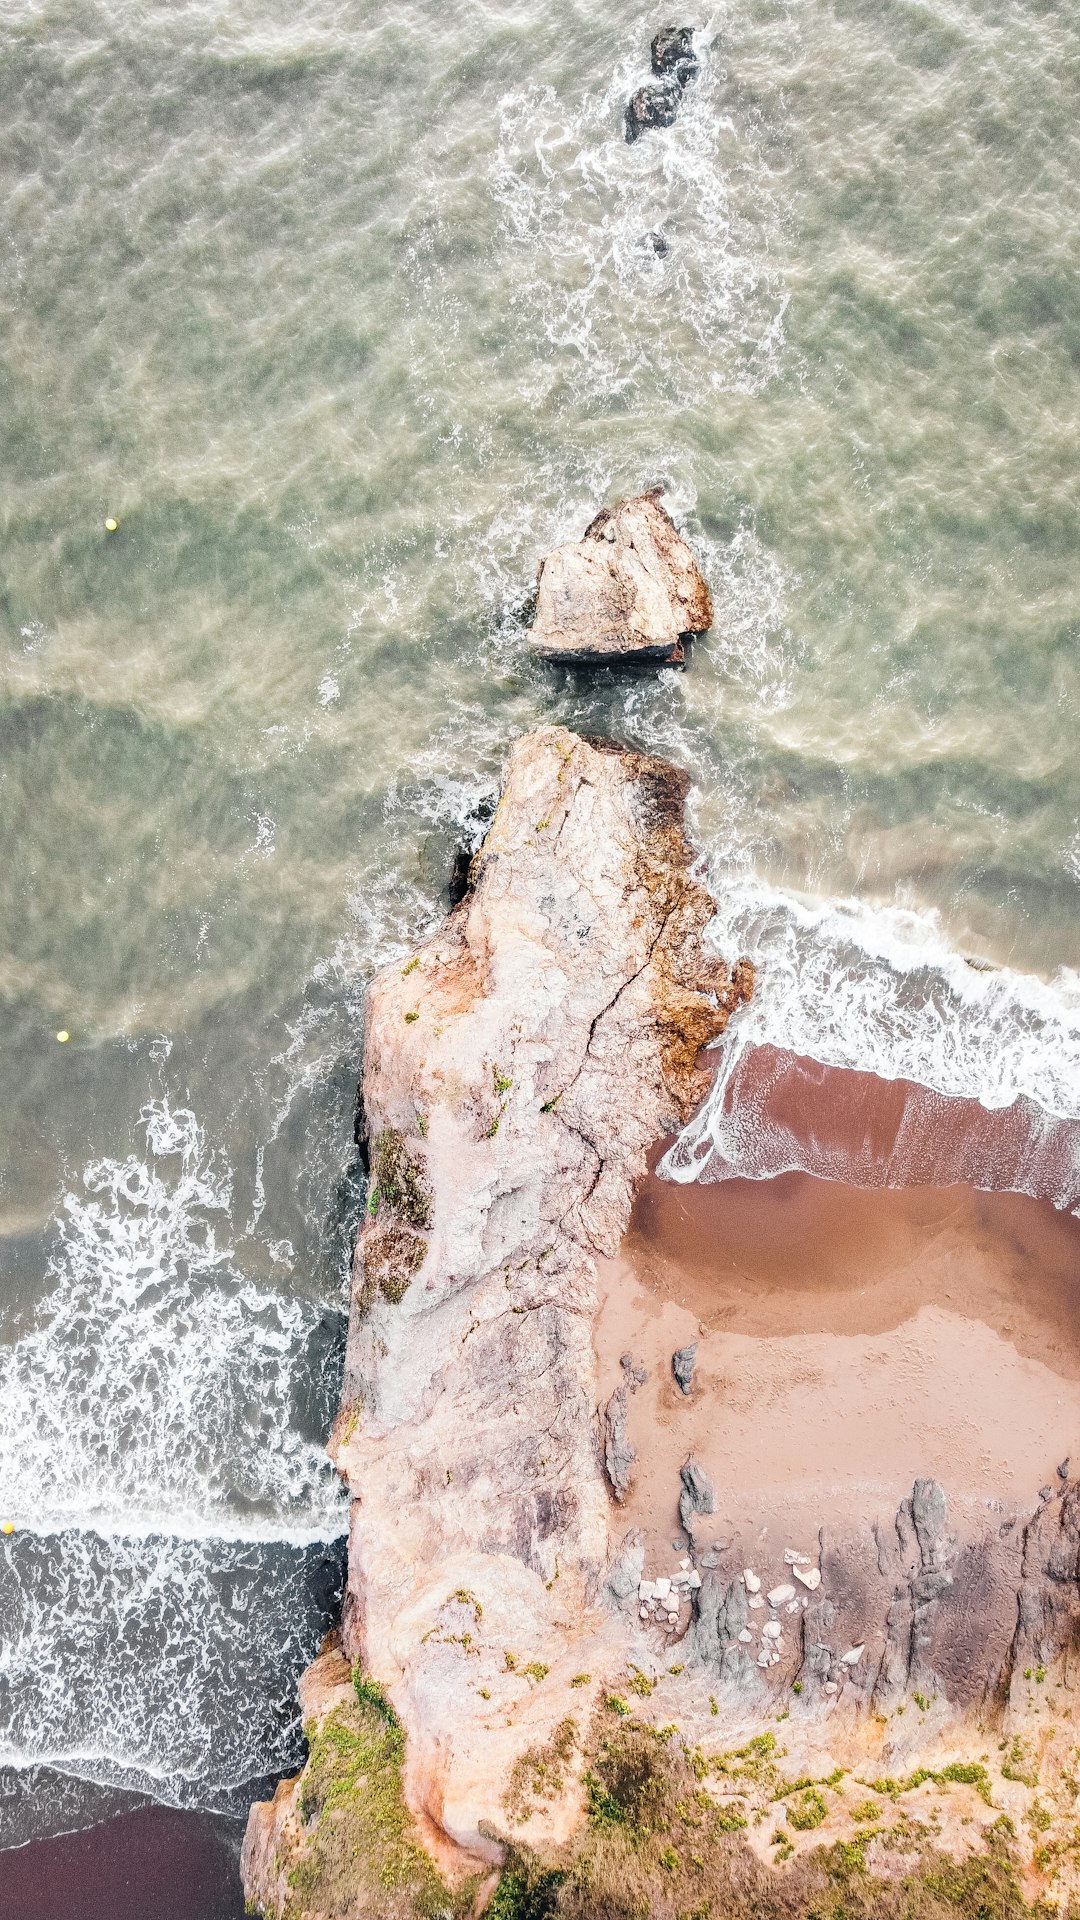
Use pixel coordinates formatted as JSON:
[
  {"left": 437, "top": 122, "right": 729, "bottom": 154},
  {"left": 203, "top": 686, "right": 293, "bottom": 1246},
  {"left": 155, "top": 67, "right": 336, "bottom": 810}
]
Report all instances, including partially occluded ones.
[
  {"left": 242, "top": 726, "right": 752, "bottom": 1913},
  {"left": 528, "top": 491, "right": 713, "bottom": 666}
]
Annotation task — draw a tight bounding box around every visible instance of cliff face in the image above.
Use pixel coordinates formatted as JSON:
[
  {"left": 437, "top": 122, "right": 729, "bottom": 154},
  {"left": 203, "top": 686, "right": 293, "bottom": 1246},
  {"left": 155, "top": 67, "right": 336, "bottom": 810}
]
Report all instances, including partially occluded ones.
[
  {"left": 243, "top": 726, "right": 1080, "bottom": 1919},
  {"left": 242, "top": 726, "right": 751, "bottom": 1907}
]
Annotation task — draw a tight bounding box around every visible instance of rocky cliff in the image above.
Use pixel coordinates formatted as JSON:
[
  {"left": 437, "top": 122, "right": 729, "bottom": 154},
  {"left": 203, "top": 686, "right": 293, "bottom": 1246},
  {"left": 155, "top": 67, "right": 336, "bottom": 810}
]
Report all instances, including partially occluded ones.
[{"left": 243, "top": 726, "right": 1080, "bottom": 1920}]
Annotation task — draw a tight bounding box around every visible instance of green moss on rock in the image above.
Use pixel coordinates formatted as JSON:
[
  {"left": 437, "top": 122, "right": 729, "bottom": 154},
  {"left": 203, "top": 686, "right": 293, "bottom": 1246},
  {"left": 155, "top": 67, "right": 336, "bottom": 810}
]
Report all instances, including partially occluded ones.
[{"left": 283, "top": 1675, "right": 468, "bottom": 1920}]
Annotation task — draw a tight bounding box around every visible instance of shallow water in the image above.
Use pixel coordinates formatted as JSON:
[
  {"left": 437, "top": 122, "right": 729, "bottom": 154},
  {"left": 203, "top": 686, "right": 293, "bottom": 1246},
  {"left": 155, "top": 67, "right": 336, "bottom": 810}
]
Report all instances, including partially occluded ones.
[{"left": 1, "top": 0, "right": 1079, "bottom": 1845}]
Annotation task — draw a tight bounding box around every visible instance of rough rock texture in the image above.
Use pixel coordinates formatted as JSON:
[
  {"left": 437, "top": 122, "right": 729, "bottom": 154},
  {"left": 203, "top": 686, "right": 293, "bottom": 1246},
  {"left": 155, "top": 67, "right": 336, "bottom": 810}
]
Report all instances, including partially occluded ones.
[
  {"left": 242, "top": 726, "right": 751, "bottom": 1914},
  {"left": 652, "top": 25, "right": 699, "bottom": 83},
  {"left": 671, "top": 1341, "right": 698, "bottom": 1395},
  {"left": 626, "top": 28, "right": 699, "bottom": 140},
  {"left": 528, "top": 491, "right": 713, "bottom": 666}
]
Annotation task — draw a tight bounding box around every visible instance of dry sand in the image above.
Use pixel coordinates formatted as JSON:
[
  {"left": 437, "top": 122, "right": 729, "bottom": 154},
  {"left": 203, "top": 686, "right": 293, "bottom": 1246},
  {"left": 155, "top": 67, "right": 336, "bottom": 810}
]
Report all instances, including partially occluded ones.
[{"left": 595, "top": 1163, "right": 1080, "bottom": 1572}]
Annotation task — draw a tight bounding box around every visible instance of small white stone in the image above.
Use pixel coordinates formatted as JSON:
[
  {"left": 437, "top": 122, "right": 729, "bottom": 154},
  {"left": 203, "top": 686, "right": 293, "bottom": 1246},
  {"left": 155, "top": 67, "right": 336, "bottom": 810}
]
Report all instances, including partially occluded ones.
[
  {"left": 840, "top": 1645, "right": 865, "bottom": 1666},
  {"left": 793, "top": 1566, "right": 821, "bottom": 1590},
  {"left": 748, "top": 1594, "right": 765, "bottom": 1609},
  {"left": 639, "top": 1607, "right": 649, "bottom": 1619},
  {"left": 769, "top": 1649, "right": 781, "bottom": 1665},
  {"left": 757, "top": 1650, "right": 772, "bottom": 1667},
  {"left": 638, "top": 1581, "right": 657, "bottom": 1600},
  {"left": 784, "top": 1549, "right": 812, "bottom": 1565},
  {"left": 687, "top": 1570, "right": 701, "bottom": 1588},
  {"left": 786, "top": 1600, "right": 800, "bottom": 1615},
  {"left": 767, "top": 1583, "right": 796, "bottom": 1607},
  {"left": 667, "top": 1612, "right": 678, "bottom": 1625},
  {"left": 654, "top": 1577, "right": 671, "bottom": 1598},
  {"left": 680, "top": 1558, "right": 691, "bottom": 1571},
  {"left": 743, "top": 1569, "right": 761, "bottom": 1593},
  {"left": 823, "top": 1680, "right": 838, "bottom": 1694},
  {"left": 762, "top": 1620, "right": 782, "bottom": 1640},
  {"left": 738, "top": 1628, "right": 753, "bottom": 1643}
]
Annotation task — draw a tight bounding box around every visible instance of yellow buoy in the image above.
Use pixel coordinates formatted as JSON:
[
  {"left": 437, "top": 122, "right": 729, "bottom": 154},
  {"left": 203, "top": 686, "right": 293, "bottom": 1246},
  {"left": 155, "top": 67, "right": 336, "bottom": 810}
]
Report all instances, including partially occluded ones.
[
  {"left": 56, "top": 1029, "right": 70, "bottom": 1043},
  {"left": 2, "top": 1522, "right": 13, "bottom": 1535},
  {"left": 105, "top": 517, "right": 119, "bottom": 533}
]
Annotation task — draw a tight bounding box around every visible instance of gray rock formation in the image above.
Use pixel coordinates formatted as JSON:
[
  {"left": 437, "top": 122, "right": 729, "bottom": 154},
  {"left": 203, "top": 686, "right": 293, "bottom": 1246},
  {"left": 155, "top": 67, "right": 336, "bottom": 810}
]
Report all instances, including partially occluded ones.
[
  {"left": 678, "top": 1456, "right": 716, "bottom": 1533},
  {"left": 604, "top": 1385, "right": 636, "bottom": 1502},
  {"left": 672, "top": 1341, "right": 698, "bottom": 1395},
  {"left": 528, "top": 491, "right": 713, "bottom": 665}
]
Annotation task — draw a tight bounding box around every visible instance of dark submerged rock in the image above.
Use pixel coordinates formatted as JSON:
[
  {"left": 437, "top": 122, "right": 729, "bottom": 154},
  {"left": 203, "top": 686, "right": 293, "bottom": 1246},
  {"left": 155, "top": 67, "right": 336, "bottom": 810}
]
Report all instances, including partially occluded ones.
[
  {"left": 625, "top": 80, "right": 681, "bottom": 143},
  {"left": 652, "top": 26, "right": 699, "bottom": 85}
]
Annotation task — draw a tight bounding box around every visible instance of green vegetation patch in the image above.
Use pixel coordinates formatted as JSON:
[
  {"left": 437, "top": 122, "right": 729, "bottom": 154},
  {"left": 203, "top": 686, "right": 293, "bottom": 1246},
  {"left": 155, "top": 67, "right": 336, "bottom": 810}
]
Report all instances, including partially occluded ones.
[
  {"left": 285, "top": 1673, "right": 470, "bottom": 1920},
  {"left": 370, "top": 1128, "right": 433, "bottom": 1229},
  {"left": 864, "top": 1762, "right": 993, "bottom": 1807},
  {"left": 786, "top": 1787, "right": 828, "bottom": 1831},
  {"left": 504, "top": 1720, "right": 578, "bottom": 1827}
]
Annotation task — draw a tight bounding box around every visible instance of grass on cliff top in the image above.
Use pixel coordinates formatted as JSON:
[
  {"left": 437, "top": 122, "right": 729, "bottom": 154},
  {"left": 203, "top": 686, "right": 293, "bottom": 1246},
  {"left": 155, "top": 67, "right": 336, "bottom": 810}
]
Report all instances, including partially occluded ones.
[
  {"left": 282, "top": 1672, "right": 475, "bottom": 1920},
  {"left": 490, "top": 1717, "right": 1074, "bottom": 1920}
]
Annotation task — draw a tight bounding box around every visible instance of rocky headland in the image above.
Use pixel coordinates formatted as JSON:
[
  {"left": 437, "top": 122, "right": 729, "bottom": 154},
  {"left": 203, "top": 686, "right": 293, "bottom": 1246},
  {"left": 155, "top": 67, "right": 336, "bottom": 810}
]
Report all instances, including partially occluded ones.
[{"left": 242, "top": 714, "right": 1080, "bottom": 1920}]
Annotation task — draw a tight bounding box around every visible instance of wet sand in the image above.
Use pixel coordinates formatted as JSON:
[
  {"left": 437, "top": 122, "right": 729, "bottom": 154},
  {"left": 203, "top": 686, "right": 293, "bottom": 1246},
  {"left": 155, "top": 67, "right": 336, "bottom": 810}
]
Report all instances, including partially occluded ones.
[
  {"left": 0, "top": 1807, "right": 246, "bottom": 1920},
  {"left": 693, "top": 1044, "right": 1080, "bottom": 1213},
  {"left": 596, "top": 1162, "right": 1080, "bottom": 1567}
]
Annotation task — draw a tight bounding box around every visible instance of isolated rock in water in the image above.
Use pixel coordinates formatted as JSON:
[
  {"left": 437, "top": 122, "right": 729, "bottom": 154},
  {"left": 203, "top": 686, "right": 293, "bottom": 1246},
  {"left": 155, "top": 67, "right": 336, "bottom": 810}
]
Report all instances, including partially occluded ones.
[
  {"left": 621, "top": 1351, "right": 647, "bottom": 1389},
  {"left": 604, "top": 1385, "right": 636, "bottom": 1502},
  {"left": 625, "top": 79, "right": 682, "bottom": 142},
  {"left": 672, "top": 1342, "right": 698, "bottom": 1395},
  {"left": 652, "top": 26, "right": 699, "bottom": 84},
  {"left": 529, "top": 490, "right": 713, "bottom": 665},
  {"left": 679, "top": 1457, "right": 716, "bottom": 1531}
]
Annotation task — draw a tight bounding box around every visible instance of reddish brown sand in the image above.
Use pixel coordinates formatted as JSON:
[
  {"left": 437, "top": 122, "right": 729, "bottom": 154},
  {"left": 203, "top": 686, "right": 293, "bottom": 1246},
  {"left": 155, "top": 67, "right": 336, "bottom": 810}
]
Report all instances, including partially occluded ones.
[
  {"left": 595, "top": 1164, "right": 1080, "bottom": 1575},
  {"left": 0, "top": 1808, "right": 246, "bottom": 1920},
  {"left": 701, "top": 1045, "right": 1080, "bottom": 1211}
]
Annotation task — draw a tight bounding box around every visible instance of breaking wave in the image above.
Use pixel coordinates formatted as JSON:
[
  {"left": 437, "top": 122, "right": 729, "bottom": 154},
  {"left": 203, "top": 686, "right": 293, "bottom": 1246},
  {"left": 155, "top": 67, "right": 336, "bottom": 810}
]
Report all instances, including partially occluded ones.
[
  {"left": 665, "top": 877, "right": 1080, "bottom": 1207},
  {"left": 0, "top": 1098, "right": 348, "bottom": 1828}
]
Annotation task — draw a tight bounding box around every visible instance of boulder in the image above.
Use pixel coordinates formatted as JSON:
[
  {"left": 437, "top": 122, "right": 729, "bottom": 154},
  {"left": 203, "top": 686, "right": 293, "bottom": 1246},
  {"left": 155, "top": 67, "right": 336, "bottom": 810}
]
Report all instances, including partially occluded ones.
[
  {"left": 625, "top": 79, "right": 681, "bottom": 142},
  {"left": 528, "top": 490, "right": 713, "bottom": 666},
  {"left": 604, "top": 1385, "right": 636, "bottom": 1502},
  {"left": 652, "top": 26, "right": 699, "bottom": 84},
  {"left": 672, "top": 1342, "right": 698, "bottom": 1396},
  {"left": 679, "top": 1456, "right": 716, "bottom": 1532}
]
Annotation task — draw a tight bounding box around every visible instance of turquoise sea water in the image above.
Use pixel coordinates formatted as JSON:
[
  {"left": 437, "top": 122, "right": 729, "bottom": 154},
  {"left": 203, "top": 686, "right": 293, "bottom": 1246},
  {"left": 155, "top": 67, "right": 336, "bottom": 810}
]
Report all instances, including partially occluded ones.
[{"left": 2, "top": 0, "right": 1079, "bottom": 1839}]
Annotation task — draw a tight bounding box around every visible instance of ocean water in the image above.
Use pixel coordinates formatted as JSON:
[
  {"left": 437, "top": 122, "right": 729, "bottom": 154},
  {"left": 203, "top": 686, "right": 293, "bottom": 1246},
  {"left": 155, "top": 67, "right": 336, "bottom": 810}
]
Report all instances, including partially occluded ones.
[{"left": 2, "top": 0, "right": 1079, "bottom": 1843}]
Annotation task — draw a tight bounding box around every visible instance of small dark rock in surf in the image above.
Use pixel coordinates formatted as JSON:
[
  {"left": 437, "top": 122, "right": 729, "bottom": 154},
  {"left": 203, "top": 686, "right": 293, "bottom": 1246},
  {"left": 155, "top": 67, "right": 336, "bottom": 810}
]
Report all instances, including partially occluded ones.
[
  {"left": 1059, "top": 1457, "right": 1071, "bottom": 1480},
  {"left": 652, "top": 26, "right": 699, "bottom": 85},
  {"left": 672, "top": 1342, "right": 698, "bottom": 1395},
  {"left": 625, "top": 80, "right": 681, "bottom": 143}
]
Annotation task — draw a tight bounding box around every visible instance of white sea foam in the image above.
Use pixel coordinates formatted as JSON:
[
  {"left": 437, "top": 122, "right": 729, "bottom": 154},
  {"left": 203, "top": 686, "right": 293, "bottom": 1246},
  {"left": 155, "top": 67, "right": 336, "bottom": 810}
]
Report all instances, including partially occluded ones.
[
  {"left": 490, "top": 21, "right": 789, "bottom": 408},
  {"left": 0, "top": 1098, "right": 348, "bottom": 1825},
  {"left": 0, "top": 1099, "right": 348, "bottom": 1539},
  {"left": 665, "top": 873, "right": 1080, "bottom": 1192},
  {"left": 0, "top": 1526, "right": 343, "bottom": 1816}
]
